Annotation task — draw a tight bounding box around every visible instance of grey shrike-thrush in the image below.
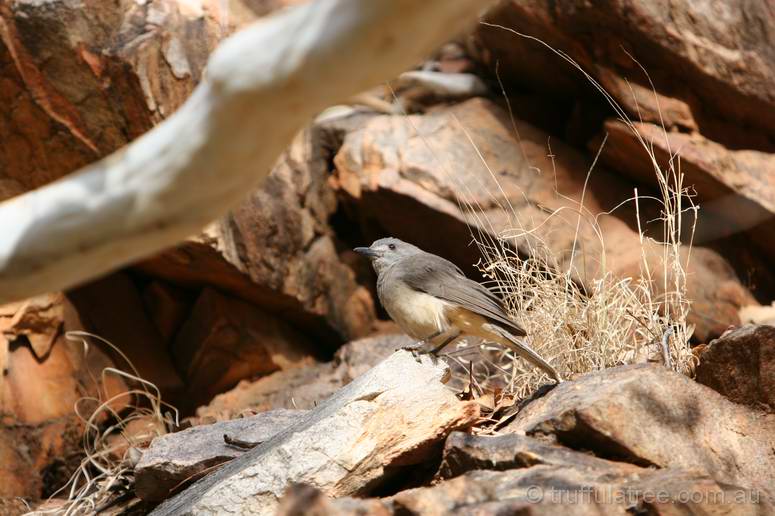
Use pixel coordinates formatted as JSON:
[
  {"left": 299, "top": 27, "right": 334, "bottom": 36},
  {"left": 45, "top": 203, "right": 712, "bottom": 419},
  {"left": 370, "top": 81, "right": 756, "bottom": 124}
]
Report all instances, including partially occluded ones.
[{"left": 355, "top": 237, "right": 561, "bottom": 381}]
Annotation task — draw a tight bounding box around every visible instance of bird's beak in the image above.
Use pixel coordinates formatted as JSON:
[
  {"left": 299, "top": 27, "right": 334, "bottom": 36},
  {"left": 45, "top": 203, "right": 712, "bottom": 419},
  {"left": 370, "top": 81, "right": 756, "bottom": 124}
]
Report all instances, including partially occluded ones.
[{"left": 354, "top": 247, "right": 378, "bottom": 258}]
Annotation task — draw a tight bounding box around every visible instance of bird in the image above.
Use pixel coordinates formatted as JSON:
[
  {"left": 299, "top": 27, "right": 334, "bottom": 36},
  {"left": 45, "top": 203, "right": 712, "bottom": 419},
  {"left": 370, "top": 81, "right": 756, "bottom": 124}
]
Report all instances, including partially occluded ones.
[{"left": 354, "top": 237, "right": 561, "bottom": 382}]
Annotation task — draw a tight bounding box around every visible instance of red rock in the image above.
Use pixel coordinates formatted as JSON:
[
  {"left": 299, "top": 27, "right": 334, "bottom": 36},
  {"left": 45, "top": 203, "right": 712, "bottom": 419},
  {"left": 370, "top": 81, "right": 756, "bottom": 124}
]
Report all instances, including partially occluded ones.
[
  {"left": 695, "top": 325, "right": 775, "bottom": 411},
  {"left": 67, "top": 271, "right": 185, "bottom": 401},
  {"left": 172, "top": 288, "right": 316, "bottom": 410},
  {"left": 599, "top": 119, "right": 775, "bottom": 257},
  {"left": 1, "top": 293, "right": 63, "bottom": 359},
  {"left": 217, "top": 131, "right": 377, "bottom": 342},
  {"left": 0, "top": 295, "right": 129, "bottom": 499},
  {"left": 141, "top": 280, "right": 193, "bottom": 342},
  {"left": 134, "top": 233, "right": 338, "bottom": 342},
  {"left": 474, "top": 0, "right": 775, "bottom": 146},
  {"left": 197, "top": 333, "right": 410, "bottom": 419},
  {"left": 0, "top": 0, "right": 265, "bottom": 198},
  {"left": 595, "top": 67, "right": 698, "bottom": 132},
  {"left": 138, "top": 129, "right": 379, "bottom": 346}
]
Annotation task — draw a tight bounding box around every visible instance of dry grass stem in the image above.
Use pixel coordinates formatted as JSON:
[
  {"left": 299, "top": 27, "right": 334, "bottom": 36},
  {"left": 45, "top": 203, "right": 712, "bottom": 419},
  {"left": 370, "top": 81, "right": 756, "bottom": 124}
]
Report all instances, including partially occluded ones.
[
  {"left": 27, "top": 332, "right": 178, "bottom": 516},
  {"left": 439, "top": 25, "right": 698, "bottom": 403}
]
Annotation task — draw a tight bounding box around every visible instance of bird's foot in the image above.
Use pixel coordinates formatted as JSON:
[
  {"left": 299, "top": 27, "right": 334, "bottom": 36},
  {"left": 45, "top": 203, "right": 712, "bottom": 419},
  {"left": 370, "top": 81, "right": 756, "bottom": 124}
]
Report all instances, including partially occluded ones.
[
  {"left": 397, "top": 342, "right": 423, "bottom": 352},
  {"left": 398, "top": 342, "right": 438, "bottom": 364}
]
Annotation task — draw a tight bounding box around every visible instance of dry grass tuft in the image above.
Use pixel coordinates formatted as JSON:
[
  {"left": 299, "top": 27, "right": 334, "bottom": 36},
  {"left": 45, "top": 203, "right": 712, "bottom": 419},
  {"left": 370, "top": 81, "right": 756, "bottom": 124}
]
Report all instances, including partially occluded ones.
[
  {"left": 468, "top": 243, "right": 695, "bottom": 400},
  {"left": 438, "top": 24, "right": 700, "bottom": 404},
  {"left": 28, "top": 332, "right": 178, "bottom": 516}
]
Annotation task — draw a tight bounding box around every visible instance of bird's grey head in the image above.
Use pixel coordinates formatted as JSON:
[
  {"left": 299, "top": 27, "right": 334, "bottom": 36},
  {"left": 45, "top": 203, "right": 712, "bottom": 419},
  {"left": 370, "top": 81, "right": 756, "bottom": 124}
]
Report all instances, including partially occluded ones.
[{"left": 354, "top": 237, "right": 422, "bottom": 275}]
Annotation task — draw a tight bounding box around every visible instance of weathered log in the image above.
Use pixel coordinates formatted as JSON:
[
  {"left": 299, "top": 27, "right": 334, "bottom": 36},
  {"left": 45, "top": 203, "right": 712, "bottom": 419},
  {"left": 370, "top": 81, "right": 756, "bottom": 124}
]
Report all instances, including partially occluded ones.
[
  {"left": 0, "top": 0, "right": 495, "bottom": 303},
  {"left": 150, "top": 350, "right": 479, "bottom": 515}
]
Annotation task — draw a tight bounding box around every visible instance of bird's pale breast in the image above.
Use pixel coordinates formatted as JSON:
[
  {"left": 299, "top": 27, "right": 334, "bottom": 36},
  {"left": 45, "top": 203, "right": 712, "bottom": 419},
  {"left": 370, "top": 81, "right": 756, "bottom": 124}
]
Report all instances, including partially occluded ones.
[{"left": 378, "top": 277, "right": 451, "bottom": 340}]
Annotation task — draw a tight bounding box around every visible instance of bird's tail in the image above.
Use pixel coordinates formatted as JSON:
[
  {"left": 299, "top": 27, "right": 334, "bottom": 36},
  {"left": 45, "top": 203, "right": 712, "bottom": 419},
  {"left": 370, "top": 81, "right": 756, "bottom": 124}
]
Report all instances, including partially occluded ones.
[{"left": 486, "top": 324, "right": 562, "bottom": 382}]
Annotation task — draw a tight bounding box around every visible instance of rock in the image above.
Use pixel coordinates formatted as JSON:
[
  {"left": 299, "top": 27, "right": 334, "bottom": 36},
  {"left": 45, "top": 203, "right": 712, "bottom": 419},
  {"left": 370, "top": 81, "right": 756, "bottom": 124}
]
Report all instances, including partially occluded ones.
[
  {"left": 172, "top": 288, "right": 316, "bottom": 410},
  {"left": 197, "top": 362, "right": 337, "bottom": 420},
  {"left": 138, "top": 127, "right": 378, "bottom": 345},
  {"left": 134, "top": 232, "right": 339, "bottom": 343},
  {"left": 398, "top": 467, "right": 768, "bottom": 515},
  {"left": 616, "top": 242, "right": 757, "bottom": 342},
  {"left": 0, "top": 0, "right": 258, "bottom": 198},
  {"left": 334, "top": 331, "right": 411, "bottom": 380},
  {"left": 0, "top": 498, "right": 29, "bottom": 516},
  {"left": 67, "top": 271, "right": 185, "bottom": 401},
  {"left": 393, "top": 468, "right": 764, "bottom": 515},
  {"left": 474, "top": 0, "right": 775, "bottom": 145},
  {"left": 595, "top": 67, "right": 698, "bottom": 132},
  {"left": 150, "top": 351, "right": 480, "bottom": 516},
  {"left": 104, "top": 415, "right": 166, "bottom": 463},
  {"left": 332, "top": 97, "right": 753, "bottom": 340},
  {"left": 218, "top": 129, "right": 377, "bottom": 342},
  {"left": 437, "top": 431, "right": 641, "bottom": 480},
  {"left": 277, "top": 467, "right": 770, "bottom": 515},
  {"left": 197, "top": 333, "right": 410, "bottom": 419},
  {"left": 0, "top": 296, "right": 128, "bottom": 498},
  {"left": 0, "top": 293, "right": 62, "bottom": 359},
  {"left": 276, "top": 483, "right": 389, "bottom": 516},
  {"left": 599, "top": 120, "right": 775, "bottom": 256},
  {"left": 135, "top": 409, "right": 306, "bottom": 501},
  {"left": 695, "top": 325, "right": 775, "bottom": 411},
  {"left": 141, "top": 281, "right": 193, "bottom": 342},
  {"left": 504, "top": 363, "right": 775, "bottom": 498}
]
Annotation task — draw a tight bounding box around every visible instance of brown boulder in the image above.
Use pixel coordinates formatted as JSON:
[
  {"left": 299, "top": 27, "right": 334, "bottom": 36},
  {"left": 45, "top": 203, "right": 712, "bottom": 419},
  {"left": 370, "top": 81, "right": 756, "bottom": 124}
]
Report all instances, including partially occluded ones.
[
  {"left": 1, "top": 293, "right": 62, "bottom": 359},
  {"left": 599, "top": 119, "right": 775, "bottom": 258},
  {"left": 67, "top": 271, "right": 185, "bottom": 401},
  {"left": 277, "top": 467, "right": 769, "bottom": 515},
  {"left": 695, "top": 325, "right": 775, "bottom": 411},
  {"left": 141, "top": 281, "right": 192, "bottom": 342},
  {"left": 0, "top": 295, "right": 128, "bottom": 498},
  {"left": 276, "top": 483, "right": 389, "bottom": 516},
  {"left": 595, "top": 67, "right": 698, "bottom": 132},
  {"left": 134, "top": 231, "right": 339, "bottom": 343},
  {"left": 0, "top": 0, "right": 256, "bottom": 198},
  {"left": 392, "top": 467, "right": 765, "bottom": 515},
  {"left": 437, "top": 431, "right": 642, "bottom": 480},
  {"left": 217, "top": 129, "right": 377, "bottom": 342},
  {"left": 474, "top": 0, "right": 775, "bottom": 145},
  {"left": 172, "top": 288, "right": 316, "bottom": 410},
  {"left": 138, "top": 128, "right": 378, "bottom": 345},
  {"left": 505, "top": 363, "right": 775, "bottom": 498},
  {"left": 333, "top": 98, "right": 752, "bottom": 340}
]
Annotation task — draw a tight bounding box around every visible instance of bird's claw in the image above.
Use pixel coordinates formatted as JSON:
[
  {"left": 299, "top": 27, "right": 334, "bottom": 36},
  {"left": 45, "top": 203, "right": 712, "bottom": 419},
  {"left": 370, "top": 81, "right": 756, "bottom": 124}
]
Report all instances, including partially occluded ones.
[{"left": 398, "top": 343, "right": 438, "bottom": 364}]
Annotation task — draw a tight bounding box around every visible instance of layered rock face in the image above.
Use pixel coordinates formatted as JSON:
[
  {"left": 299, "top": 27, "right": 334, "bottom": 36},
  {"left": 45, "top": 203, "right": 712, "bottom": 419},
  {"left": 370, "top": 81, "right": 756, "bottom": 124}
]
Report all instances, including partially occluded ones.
[{"left": 1, "top": 0, "right": 775, "bottom": 511}]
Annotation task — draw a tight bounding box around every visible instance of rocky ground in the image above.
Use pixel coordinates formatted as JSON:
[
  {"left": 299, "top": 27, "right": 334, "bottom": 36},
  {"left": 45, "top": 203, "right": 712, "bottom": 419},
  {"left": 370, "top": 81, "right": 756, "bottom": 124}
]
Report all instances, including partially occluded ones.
[{"left": 1, "top": 0, "right": 774, "bottom": 514}]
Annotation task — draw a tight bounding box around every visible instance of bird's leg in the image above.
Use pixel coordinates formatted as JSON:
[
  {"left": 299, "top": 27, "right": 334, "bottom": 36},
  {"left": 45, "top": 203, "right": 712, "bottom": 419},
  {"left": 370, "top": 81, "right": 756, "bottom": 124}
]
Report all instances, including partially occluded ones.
[
  {"left": 399, "top": 329, "right": 443, "bottom": 353},
  {"left": 426, "top": 328, "right": 462, "bottom": 355},
  {"left": 400, "top": 329, "right": 460, "bottom": 363}
]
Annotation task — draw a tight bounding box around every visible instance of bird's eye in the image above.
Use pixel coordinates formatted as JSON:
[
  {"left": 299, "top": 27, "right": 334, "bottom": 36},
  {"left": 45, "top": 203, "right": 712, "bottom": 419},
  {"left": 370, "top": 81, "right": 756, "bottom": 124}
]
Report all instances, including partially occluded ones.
[{"left": 388, "top": 243, "right": 396, "bottom": 250}]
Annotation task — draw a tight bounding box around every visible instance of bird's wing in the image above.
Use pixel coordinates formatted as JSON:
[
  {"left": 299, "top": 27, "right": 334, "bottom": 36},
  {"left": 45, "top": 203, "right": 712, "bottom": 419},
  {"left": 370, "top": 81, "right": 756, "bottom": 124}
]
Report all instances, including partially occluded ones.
[{"left": 397, "top": 252, "right": 527, "bottom": 337}]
